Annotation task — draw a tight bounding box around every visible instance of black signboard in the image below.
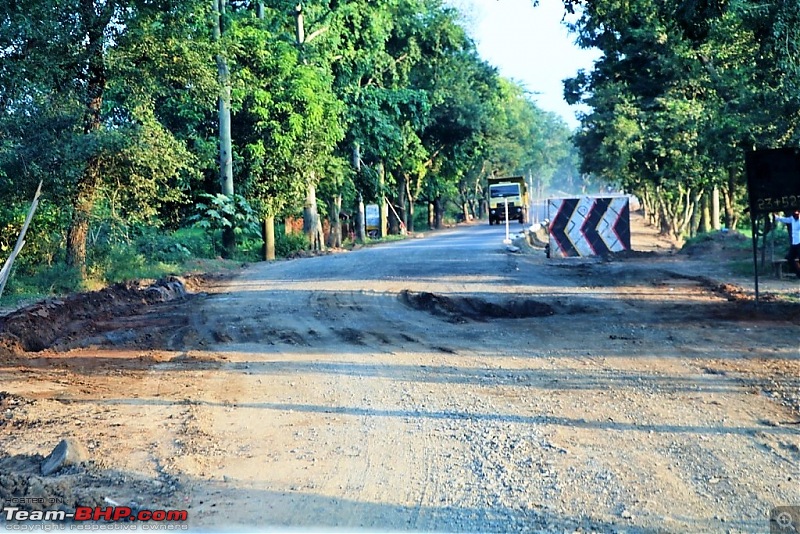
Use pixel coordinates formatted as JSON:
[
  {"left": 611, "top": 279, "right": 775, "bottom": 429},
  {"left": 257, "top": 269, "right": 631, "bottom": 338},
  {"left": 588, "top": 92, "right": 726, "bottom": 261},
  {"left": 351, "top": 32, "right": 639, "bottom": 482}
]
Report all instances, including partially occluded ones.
[{"left": 745, "top": 148, "right": 800, "bottom": 214}]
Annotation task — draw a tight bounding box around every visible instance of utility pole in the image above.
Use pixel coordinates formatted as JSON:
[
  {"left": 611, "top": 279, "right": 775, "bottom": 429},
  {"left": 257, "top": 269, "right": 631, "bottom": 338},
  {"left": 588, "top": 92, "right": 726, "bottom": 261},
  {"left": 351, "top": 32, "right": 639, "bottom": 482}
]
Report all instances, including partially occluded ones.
[
  {"left": 294, "top": 3, "right": 325, "bottom": 251},
  {"left": 253, "top": 2, "right": 275, "bottom": 261},
  {"left": 214, "top": 0, "right": 235, "bottom": 258},
  {"left": 354, "top": 143, "right": 366, "bottom": 244}
]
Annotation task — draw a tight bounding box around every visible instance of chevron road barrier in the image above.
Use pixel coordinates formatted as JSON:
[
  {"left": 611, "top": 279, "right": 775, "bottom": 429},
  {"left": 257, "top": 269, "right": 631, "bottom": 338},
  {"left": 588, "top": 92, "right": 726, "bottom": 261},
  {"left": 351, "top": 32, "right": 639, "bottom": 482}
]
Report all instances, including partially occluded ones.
[{"left": 547, "top": 196, "right": 631, "bottom": 257}]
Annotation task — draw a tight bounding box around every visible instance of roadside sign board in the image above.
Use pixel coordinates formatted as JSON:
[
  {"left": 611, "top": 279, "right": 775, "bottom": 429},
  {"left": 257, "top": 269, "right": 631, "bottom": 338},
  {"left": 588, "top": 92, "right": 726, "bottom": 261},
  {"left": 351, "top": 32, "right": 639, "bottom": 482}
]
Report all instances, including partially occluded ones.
[
  {"left": 745, "top": 148, "right": 800, "bottom": 214},
  {"left": 365, "top": 204, "right": 380, "bottom": 231},
  {"left": 743, "top": 147, "right": 800, "bottom": 305}
]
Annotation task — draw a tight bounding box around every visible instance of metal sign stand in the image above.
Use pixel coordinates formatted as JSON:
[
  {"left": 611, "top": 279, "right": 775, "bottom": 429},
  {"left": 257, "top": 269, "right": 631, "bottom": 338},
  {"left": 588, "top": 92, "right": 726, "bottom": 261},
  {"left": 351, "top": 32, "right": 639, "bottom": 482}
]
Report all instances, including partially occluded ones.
[
  {"left": 503, "top": 198, "right": 512, "bottom": 245},
  {"left": 744, "top": 147, "right": 800, "bottom": 308},
  {"left": 750, "top": 215, "right": 760, "bottom": 307}
]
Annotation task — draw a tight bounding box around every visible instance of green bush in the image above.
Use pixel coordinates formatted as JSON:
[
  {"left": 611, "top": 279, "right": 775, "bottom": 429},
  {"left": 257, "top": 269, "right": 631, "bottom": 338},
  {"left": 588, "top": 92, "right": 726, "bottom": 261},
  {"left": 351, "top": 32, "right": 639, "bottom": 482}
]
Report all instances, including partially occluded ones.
[
  {"left": 0, "top": 201, "right": 69, "bottom": 276},
  {"left": 412, "top": 206, "right": 430, "bottom": 230},
  {"left": 171, "top": 227, "right": 216, "bottom": 258},
  {"left": 275, "top": 227, "right": 309, "bottom": 257},
  {"left": 188, "top": 193, "right": 261, "bottom": 255},
  {"left": 235, "top": 236, "right": 264, "bottom": 262},
  {"left": 134, "top": 228, "right": 193, "bottom": 263},
  {"left": 4, "top": 262, "right": 82, "bottom": 297},
  {"left": 88, "top": 243, "right": 179, "bottom": 284}
]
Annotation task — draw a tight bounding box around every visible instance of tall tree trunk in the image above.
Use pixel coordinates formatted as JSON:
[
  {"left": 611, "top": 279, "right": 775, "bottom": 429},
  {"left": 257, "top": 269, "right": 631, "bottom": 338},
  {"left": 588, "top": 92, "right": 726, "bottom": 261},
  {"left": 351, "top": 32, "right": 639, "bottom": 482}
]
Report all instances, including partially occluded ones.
[
  {"left": 66, "top": 0, "right": 109, "bottom": 277},
  {"left": 641, "top": 188, "right": 652, "bottom": 224},
  {"left": 700, "top": 191, "right": 712, "bottom": 234},
  {"left": 303, "top": 180, "right": 325, "bottom": 251},
  {"left": 326, "top": 195, "right": 342, "bottom": 248},
  {"left": 66, "top": 161, "right": 101, "bottom": 277},
  {"left": 214, "top": 0, "right": 235, "bottom": 258},
  {"left": 355, "top": 193, "right": 366, "bottom": 244},
  {"left": 689, "top": 191, "right": 702, "bottom": 238},
  {"left": 397, "top": 172, "right": 407, "bottom": 230},
  {"left": 427, "top": 201, "right": 434, "bottom": 229},
  {"left": 406, "top": 178, "right": 415, "bottom": 232},
  {"left": 434, "top": 197, "right": 444, "bottom": 229},
  {"left": 262, "top": 216, "right": 275, "bottom": 261},
  {"left": 677, "top": 186, "right": 694, "bottom": 239},
  {"left": 377, "top": 161, "right": 388, "bottom": 237},
  {"left": 388, "top": 205, "right": 400, "bottom": 234},
  {"left": 255, "top": 3, "right": 275, "bottom": 262},
  {"left": 468, "top": 181, "right": 479, "bottom": 219},
  {"left": 655, "top": 189, "right": 675, "bottom": 237},
  {"left": 711, "top": 186, "right": 721, "bottom": 230},
  {"left": 723, "top": 168, "right": 737, "bottom": 230}
]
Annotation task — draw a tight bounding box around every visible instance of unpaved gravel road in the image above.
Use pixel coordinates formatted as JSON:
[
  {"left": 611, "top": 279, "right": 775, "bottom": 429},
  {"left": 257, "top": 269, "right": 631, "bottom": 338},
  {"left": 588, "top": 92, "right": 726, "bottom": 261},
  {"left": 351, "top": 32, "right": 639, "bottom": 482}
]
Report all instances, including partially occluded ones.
[{"left": 1, "top": 215, "right": 798, "bottom": 533}]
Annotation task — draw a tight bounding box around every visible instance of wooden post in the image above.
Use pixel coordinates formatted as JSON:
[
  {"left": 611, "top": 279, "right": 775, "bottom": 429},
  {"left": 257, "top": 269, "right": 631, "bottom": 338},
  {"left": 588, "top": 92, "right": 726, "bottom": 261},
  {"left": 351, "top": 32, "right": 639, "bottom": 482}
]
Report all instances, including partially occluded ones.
[
  {"left": 377, "top": 162, "right": 388, "bottom": 238},
  {"left": 0, "top": 181, "right": 42, "bottom": 299}
]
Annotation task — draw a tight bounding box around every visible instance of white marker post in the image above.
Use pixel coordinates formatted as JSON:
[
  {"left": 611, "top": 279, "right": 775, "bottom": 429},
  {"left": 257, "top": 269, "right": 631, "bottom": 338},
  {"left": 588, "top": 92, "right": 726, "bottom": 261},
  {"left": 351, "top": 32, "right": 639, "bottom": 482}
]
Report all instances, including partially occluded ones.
[{"left": 503, "top": 198, "right": 512, "bottom": 245}]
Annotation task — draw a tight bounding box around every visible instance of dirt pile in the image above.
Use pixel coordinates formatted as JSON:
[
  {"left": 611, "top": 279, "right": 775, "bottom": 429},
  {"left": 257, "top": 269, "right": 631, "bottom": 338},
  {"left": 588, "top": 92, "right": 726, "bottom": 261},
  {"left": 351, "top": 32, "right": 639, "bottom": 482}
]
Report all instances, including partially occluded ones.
[
  {"left": 0, "top": 278, "right": 187, "bottom": 354},
  {"left": 0, "top": 462, "right": 106, "bottom": 513},
  {"left": 679, "top": 229, "right": 750, "bottom": 259},
  {"left": 0, "top": 389, "right": 184, "bottom": 515},
  {"left": 0, "top": 452, "right": 182, "bottom": 515},
  {"left": 0, "top": 393, "right": 104, "bottom": 512}
]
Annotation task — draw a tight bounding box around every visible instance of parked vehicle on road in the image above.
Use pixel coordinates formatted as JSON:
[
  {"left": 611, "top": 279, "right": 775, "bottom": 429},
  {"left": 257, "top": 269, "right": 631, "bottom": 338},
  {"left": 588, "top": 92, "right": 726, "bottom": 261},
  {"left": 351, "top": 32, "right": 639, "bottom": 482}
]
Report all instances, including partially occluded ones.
[{"left": 488, "top": 176, "right": 528, "bottom": 225}]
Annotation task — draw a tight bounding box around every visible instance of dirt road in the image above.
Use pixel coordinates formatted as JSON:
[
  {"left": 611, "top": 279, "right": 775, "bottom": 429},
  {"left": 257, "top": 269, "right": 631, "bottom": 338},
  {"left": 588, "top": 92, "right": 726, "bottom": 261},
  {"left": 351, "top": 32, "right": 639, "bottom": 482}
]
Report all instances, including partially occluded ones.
[{"left": 1, "top": 216, "right": 798, "bottom": 533}]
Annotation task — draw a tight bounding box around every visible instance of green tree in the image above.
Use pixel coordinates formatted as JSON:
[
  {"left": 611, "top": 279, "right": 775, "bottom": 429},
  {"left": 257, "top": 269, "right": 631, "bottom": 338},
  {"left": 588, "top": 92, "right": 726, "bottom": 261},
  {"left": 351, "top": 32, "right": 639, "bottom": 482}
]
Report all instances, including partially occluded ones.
[
  {"left": 564, "top": 0, "right": 800, "bottom": 237},
  {"left": 227, "top": 4, "right": 345, "bottom": 254},
  {"left": 0, "top": 0, "right": 215, "bottom": 276}
]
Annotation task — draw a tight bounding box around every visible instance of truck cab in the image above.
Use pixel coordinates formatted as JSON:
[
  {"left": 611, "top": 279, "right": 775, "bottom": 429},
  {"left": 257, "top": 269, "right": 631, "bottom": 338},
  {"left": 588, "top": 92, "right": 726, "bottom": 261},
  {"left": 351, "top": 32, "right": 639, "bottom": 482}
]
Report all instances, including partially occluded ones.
[{"left": 487, "top": 176, "right": 528, "bottom": 225}]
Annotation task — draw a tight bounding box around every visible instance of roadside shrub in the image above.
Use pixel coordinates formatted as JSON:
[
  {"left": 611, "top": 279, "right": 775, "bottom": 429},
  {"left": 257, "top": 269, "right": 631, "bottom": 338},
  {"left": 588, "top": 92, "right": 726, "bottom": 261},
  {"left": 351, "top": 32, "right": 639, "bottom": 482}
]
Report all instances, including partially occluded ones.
[
  {"left": 412, "top": 207, "right": 430, "bottom": 231},
  {"left": 235, "top": 236, "right": 264, "bottom": 262},
  {"left": 4, "top": 262, "right": 82, "bottom": 297},
  {"left": 0, "top": 201, "right": 68, "bottom": 276},
  {"left": 275, "top": 227, "right": 309, "bottom": 258},
  {"left": 134, "top": 228, "right": 192, "bottom": 264},
  {"left": 188, "top": 193, "right": 261, "bottom": 255},
  {"left": 171, "top": 227, "right": 216, "bottom": 258},
  {"left": 89, "top": 243, "right": 178, "bottom": 284}
]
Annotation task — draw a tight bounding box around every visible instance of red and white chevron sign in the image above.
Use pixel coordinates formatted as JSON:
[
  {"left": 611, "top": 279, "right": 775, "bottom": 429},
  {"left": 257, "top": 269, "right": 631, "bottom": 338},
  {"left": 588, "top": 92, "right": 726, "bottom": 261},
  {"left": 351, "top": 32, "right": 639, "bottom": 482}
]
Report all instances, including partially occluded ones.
[{"left": 547, "top": 196, "right": 631, "bottom": 257}]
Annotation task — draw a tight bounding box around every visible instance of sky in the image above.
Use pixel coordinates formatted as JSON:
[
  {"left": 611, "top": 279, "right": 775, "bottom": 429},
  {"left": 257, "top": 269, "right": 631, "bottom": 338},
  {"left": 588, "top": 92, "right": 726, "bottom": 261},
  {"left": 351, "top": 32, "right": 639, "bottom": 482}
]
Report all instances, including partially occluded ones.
[{"left": 445, "top": 0, "right": 602, "bottom": 130}]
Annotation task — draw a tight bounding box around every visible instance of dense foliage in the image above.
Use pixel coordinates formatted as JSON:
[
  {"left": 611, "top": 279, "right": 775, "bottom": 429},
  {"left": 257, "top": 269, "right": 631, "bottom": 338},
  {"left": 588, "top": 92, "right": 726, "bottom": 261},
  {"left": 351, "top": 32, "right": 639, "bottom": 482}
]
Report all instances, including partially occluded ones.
[
  {"left": 564, "top": 0, "right": 800, "bottom": 238},
  {"left": 0, "top": 0, "right": 585, "bottom": 295}
]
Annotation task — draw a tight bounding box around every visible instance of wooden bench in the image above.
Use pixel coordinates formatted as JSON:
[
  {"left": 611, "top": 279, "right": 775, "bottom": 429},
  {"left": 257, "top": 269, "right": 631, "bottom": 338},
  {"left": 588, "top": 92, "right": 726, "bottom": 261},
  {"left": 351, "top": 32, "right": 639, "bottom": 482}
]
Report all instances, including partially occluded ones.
[{"left": 772, "top": 259, "right": 797, "bottom": 279}]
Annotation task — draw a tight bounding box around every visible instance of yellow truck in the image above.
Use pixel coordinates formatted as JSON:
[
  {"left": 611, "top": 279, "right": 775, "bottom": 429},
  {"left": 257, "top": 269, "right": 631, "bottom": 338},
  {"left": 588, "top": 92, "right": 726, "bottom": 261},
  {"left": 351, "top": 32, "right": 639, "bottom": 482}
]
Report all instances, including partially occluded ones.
[{"left": 487, "top": 176, "right": 528, "bottom": 225}]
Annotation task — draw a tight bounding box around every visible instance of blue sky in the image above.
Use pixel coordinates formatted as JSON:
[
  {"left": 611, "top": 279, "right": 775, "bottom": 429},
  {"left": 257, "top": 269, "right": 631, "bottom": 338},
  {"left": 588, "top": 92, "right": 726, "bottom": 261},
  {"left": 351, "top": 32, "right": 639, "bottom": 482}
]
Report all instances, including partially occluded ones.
[{"left": 445, "top": 0, "right": 601, "bottom": 129}]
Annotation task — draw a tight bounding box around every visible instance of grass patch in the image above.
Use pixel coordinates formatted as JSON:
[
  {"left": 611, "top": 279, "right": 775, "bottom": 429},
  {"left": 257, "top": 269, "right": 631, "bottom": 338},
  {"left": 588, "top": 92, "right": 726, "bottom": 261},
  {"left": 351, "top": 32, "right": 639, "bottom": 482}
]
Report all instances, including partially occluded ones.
[
  {"left": 729, "top": 259, "right": 762, "bottom": 276},
  {"left": 369, "top": 234, "right": 407, "bottom": 244},
  {"left": 5, "top": 263, "right": 83, "bottom": 296},
  {"left": 682, "top": 230, "right": 751, "bottom": 250},
  {"left": 0, "top": 222, "right": 407, "bottom": 309}
]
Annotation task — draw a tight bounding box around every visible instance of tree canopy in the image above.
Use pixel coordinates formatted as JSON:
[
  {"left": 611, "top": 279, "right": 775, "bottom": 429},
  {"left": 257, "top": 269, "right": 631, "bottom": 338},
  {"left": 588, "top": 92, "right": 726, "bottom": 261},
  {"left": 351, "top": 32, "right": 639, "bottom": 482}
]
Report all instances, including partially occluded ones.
[
  {"left": 0, "top": 0, "right": 590, "bottom": 285},
  {"left": 564, "top": 0, "right": 800, "bottom": 237}
]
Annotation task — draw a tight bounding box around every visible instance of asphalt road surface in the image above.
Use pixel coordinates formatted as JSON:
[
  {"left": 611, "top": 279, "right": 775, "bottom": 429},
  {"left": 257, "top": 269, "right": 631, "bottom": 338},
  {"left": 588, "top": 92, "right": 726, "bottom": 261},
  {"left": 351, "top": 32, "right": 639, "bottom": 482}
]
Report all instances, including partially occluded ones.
[{"left": 0, "top": 218, "right": 798, "bottom": 533}]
